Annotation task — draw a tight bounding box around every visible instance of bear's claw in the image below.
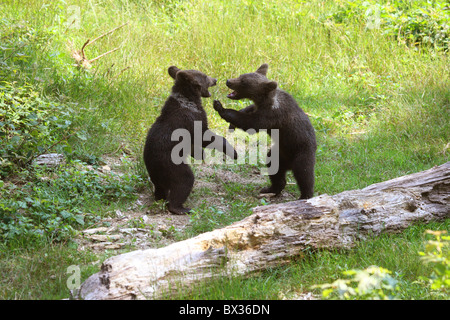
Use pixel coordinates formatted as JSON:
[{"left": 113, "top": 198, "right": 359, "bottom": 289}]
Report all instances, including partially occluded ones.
[{"left": 213, "top": 100, "right": 223, "bottom": 112}]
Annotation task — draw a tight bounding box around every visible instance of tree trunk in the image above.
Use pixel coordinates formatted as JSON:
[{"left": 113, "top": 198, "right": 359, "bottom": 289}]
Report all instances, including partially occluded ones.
[{"left": 77, "top": 162, "right": 449, "bottom": 300}]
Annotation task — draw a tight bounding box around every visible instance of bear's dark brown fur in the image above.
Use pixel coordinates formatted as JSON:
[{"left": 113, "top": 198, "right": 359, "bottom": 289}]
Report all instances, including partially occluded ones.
[
  {"left": 144, "top": 66, "right": 237, "bottom": 214},
  {"left": 213, "top": 63, "right": 316, "bottom": 199}
]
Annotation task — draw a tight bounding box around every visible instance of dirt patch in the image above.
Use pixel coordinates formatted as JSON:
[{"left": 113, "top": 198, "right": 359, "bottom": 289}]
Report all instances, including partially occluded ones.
[
  {"left": 75, "top": 192, "right": 191, "bottom": 253},
  {"left": 194, "top": 164, "right": 265, "bottom": 189}
]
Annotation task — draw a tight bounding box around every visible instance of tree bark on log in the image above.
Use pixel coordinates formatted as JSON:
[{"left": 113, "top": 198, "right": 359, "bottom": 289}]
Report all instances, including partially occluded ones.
[{"left": 77, "top": 162, "right": 450, "bottom": 300}]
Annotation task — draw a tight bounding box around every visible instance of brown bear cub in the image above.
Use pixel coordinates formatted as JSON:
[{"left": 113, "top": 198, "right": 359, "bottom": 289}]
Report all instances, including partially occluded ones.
[
  {"left": 144, "top": 66, "right": 238, "bottom": 215},
  {"left": 213, "top": 63, "right": 316, "bottom": 199}
]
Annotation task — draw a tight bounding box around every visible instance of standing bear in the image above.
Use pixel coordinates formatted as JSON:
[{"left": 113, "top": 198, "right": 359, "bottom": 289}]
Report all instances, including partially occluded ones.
[
  {"left": 213, "top": 63, "right": 317, "bottom": 199},
  {"left": 144, "top": 66, "right": 238, "bottom": 215}
]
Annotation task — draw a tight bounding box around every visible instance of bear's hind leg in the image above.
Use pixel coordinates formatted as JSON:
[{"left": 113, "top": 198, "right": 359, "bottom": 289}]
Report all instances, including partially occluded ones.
[
  {"left": 167, "top": 164, "right": 195, "bottom": 215},
  {"left": 148, "top": 168, "right": 169, "bottom": 201},
  {"left": 260, "top": 149, "right": 289, "bottom": 195},
  {"left": 292, "top": 152, "right": 315, "bottom": 199},
  {"left": 260, "top": 165, "right": 288, "bottom": 195},
  {"left": 154, "top": 185, "right": 168, "bottom": 201}
]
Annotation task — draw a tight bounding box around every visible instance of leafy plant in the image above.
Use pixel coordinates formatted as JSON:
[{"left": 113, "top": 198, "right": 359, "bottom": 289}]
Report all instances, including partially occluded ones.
[
  {"left": 312, "top": 229, "right": 450, "bottom": 300},
  {"left": 311, "top": 265, "right": 400, "bottom": 300},
  {"left": 419, "top": 230, "right": 449, "bottom": 292},
  {"left": 0, "top": 81, "right": 77, "bottom": 177},
  {"left": 0, "top": 162, "right": 144, "bottom": 243}
]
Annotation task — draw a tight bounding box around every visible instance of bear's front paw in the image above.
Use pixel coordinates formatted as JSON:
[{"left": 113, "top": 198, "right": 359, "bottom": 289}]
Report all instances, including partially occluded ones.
[{"left": 213, "top": 100, "right": 224, "bottom": 112}]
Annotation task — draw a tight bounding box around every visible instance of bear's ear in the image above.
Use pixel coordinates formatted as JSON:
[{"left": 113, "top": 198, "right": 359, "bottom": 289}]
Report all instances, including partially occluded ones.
[
  {"left": 176, "top": 70, "right": 200, "bottom": 87},
  {"left": 265, "top": 81, "right": 277, "bottom": 92},
  {"left": 256, "top": 63, "right": 269, "bottom": 76},
  {"left": 168, "top": 66, "right": 181, "bottom": 79}
]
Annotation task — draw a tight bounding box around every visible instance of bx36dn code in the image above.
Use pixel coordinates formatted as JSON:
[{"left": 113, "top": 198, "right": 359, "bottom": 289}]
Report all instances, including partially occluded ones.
[{"left": 223, "top": 304, "right": 270, "bottom": 315}]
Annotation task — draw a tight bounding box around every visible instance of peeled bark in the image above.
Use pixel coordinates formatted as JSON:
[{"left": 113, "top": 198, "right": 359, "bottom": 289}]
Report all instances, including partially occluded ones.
[{"left": 77, "top": 162, "right": 449, "bottom": 300}]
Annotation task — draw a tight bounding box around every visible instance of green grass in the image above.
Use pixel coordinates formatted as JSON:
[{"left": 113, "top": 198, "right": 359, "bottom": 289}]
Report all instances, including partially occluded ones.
[
  {"left": 0, "top": 240, "right": 103, "bottom": 299},
  {"left": 0, "top": 0, "right": 449, "bottom": 299}
]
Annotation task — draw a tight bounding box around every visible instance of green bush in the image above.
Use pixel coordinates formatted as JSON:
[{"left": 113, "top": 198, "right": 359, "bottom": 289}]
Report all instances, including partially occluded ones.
[
  {"left": 0, "top": 162, "right": 144, "bottom": 243},
  {"left": 419, "top": 230, "right": 450, "bottom": 292},
  {"left": 0, "top": 82, "right": 76, "bottom": 176},
  {"left": 311, "top": 266, "right": 400, "bottom": 300},
  {"left": 0, "top": 10, "right": 147, "bottom": 245},
  {"left": 324, "top": 0, "right": 450, "bottom": 52},
  {"left": 0, "top": 16, "right": 89, "bottom": 177}
]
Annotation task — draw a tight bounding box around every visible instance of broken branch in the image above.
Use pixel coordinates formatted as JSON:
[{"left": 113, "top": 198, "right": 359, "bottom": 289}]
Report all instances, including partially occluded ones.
[
  {"left": 84, "top": 22, "right": 129, "bottom": 48},
  {"left": 70, "top": 22, "right": 129, "bottom": 70}
]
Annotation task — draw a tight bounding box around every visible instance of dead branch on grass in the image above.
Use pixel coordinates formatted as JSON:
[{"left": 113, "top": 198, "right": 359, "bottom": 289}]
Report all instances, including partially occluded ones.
[{"left": 70, "top": 22, "right": 129, "bottom": 70}]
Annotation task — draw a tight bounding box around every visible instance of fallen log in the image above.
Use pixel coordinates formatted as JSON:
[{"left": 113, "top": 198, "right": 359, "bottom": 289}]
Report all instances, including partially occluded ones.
[{"left": 76, "top": 162, "right": 449, "bottom": 300}]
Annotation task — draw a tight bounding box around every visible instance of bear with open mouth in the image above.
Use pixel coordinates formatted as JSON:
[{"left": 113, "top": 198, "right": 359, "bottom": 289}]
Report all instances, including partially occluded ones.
[{"left": 214, "top": 63, "right": 317, "bottom": 199}]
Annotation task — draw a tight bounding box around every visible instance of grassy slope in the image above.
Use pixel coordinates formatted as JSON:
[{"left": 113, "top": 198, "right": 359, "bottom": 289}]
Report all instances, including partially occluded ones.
[{"left": 0, "top": 0, "right": 448, "bottom": 299}]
